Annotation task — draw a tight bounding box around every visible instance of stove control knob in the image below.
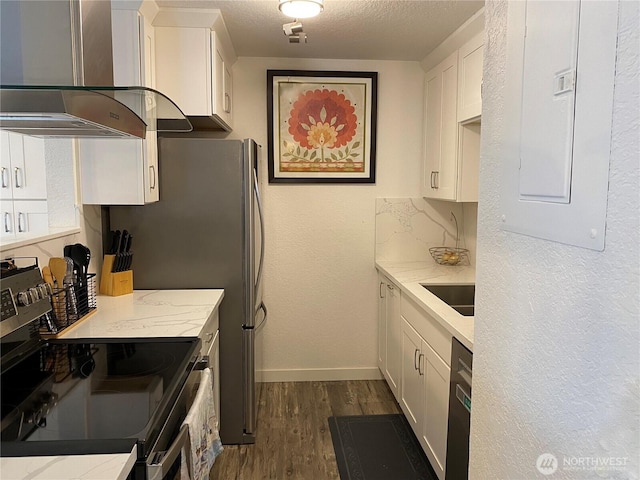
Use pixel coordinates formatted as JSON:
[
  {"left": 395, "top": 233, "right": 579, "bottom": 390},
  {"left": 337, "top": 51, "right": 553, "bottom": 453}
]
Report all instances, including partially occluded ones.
[{"left": 17, "top": 291, "right": 32, "bottom": 306}]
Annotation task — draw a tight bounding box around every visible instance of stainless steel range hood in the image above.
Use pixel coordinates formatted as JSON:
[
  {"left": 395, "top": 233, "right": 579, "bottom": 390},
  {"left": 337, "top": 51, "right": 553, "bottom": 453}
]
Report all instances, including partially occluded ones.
[{"left": 0, "top": 0, "right": 191, "bottom": 139}]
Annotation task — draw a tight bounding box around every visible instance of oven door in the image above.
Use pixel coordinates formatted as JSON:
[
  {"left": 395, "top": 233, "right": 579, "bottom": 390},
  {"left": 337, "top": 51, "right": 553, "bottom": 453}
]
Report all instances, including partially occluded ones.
[{"left": 144, "top": 361, "right": 208, "bottom": 480}]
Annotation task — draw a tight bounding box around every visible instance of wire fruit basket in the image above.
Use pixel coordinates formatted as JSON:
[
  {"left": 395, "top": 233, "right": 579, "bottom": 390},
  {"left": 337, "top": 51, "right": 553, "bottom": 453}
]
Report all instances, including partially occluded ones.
[
  {"left": 430, "top": 212, "right": 469, "bottom": 266},
  {"left": 429, "top": 247, "right": 470, "bottom": 266}
]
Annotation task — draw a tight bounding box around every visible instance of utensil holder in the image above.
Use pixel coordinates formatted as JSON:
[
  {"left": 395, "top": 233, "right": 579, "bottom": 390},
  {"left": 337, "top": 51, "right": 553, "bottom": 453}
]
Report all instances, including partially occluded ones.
[
  {"left": 42, "top": 274, "right": 97, "bottom": 337},
  {"left": 100, "top": 255, "right": 133, "bottom": 296}
]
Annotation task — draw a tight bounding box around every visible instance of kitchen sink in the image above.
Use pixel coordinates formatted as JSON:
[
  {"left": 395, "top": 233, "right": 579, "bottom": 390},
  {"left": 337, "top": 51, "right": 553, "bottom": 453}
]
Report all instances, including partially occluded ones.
[{"left": 421, "top": 284, "right": 475, "bottom": 316}]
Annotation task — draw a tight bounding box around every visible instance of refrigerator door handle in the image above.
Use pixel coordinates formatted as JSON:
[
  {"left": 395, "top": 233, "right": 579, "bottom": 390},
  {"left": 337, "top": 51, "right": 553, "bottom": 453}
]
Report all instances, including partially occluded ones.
[
  {"left": 254, "top": 170, "right": 265, "bottom": 308},
  {"left": 243, "top": 328, "right": 256, "bottom": 435}
]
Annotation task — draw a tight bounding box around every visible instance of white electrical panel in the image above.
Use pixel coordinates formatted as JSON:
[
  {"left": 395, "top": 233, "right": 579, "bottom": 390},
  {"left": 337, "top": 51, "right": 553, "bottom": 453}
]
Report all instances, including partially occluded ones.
[{"left": 501, "top": 0, "right": 619, "bottom": 251}]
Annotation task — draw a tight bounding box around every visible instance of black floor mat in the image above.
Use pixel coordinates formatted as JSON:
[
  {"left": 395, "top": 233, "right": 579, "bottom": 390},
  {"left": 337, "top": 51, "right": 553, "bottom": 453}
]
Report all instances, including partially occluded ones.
[{"left": 328, "top": 414, "right": 438, "bottom": 480}]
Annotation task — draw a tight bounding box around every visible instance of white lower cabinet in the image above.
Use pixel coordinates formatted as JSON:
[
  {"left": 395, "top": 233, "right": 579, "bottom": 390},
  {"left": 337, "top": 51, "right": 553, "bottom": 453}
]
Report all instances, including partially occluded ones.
[
  {"left": 378, "top": 273, "right": 401, "bottom": 400},
  {"left": 377, "top": 271, "right": 454, "bottom": 480},
  {"left": 420, "top": 339, "right": 451, "bottom": 480},
  {"left": 399, "top": 300, "right": 451, "bottom": 480}
]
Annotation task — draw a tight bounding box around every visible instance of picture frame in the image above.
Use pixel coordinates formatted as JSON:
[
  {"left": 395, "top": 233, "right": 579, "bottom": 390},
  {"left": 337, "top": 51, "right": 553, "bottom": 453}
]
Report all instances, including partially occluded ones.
[{"left": 267, "top": 70, "right": 378, "bottom": 184}]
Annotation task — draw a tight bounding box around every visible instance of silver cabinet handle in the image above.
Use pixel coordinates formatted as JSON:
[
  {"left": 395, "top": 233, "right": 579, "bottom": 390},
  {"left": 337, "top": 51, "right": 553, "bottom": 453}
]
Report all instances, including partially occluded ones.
[
  {"left": 418, "top": 353, "right": 425, "bottom": 376},
  {"left": 1, "top": 167, "right": 7, "bottom": 188},
  {"left": 17, "top": 212, "right": 25, "bottom": 232},
  {"left": 4, "top": 212, "right": 12, "bottom": 233},
  {"left": 149, "top": 165, "right": 157, "bottom": 190},
  {"left": 205, "top": 331, "right": 214, "bottom": 343},
  {"left": 430, "top": 171, "right": 435, "bottom": 189},
  {"left": 14, "top": 167, "right": 22, "bottom": 188},
  {"left": 379, "top": 282, "right": 385, "bottom": 298},
  {"left": 224, "top": 92, "right": 231, "bottom": 113},
  {"left": 430, "top": 171, "right": 440, "bottom": 189},
  {"left": 414, "top": 348, "right": 420, "bottom": 370}
]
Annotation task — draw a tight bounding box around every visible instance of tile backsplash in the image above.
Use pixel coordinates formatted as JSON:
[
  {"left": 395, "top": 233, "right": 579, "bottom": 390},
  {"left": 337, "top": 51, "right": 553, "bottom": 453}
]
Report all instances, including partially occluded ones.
[{"left": 375, "top": 198, "right": 477, "bottom": 265}]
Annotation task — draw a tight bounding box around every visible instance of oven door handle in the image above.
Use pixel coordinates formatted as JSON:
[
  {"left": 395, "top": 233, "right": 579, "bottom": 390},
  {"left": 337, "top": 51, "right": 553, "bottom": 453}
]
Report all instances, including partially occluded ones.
[
  {"left": 147, "top": 426, "right": 190, "bottom": 480},
  {"left": 193, "top": 356, "right": 209, "bottom": 371}
]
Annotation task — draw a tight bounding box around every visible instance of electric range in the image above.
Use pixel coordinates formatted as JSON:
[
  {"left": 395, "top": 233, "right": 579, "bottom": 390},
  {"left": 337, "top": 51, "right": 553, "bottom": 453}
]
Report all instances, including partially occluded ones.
[{"left": 0, "top": 260, "right": 201, "bottom": 479}]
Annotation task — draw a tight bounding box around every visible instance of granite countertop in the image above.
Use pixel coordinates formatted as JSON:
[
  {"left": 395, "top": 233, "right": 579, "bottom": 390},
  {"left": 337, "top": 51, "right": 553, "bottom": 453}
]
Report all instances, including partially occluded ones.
[
  {"left": 1, "top": 289, "right": 225, "bottom": 480},
  {"left": 376, "top": 260, "right": 475, "bottom": 351}
]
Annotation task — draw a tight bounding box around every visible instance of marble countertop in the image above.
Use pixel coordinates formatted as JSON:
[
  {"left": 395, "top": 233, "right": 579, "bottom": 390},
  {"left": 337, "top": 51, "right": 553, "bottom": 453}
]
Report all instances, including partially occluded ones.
[
  {"left": 61, "top": 289, "right": 225, "bottom": 339},
  {"left": 375, "top": 260, "right": 475, "bottom": 351},
  {"left": 0, "top": 446, "right": 137, "bottom": 480},
  {"left": 1, "top": 289, "right": 225, "bottom": 480}
]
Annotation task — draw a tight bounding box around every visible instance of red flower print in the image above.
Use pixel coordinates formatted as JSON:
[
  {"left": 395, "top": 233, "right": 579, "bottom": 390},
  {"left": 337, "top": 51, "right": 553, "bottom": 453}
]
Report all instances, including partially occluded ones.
[{"left": 288, "top": 89, "right": 358, "bottom": 150}]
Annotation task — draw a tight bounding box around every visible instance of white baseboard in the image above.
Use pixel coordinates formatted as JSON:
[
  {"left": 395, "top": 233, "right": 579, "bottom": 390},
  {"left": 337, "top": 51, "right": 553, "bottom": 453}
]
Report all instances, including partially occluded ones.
[{"left": 256, "top": 367, "right": 383, "bottom": 383}]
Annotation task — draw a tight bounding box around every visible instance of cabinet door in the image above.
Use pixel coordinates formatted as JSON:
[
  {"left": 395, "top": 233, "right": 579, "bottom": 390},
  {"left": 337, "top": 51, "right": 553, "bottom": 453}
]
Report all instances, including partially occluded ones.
[
  {"left": 377, "top": 276, "right": 387, "bottom": 372},
  {"left": 400, "top": 318, "right": 424, "bottom": 434},
  {"left": 211, "top": 31, "right": 233, "bottom": 128},
  {"left": 0, "top": 132, "right": 11, "bottom": 201},
  {"left": 13, "top": 200, "right": 48, "bottom": 238},
  {"left": 223, "top": 59, "right": 232, "bottom": 119},
  {"left": 1, "top": 133, "right": 47, "bottom": 201},
  {"left": 423, "top": 52, "right": 458, "bottom": 200},
  {"left": 384, "top": 282, "right": 401, "bottom": 398},
  {"left": 420, "top": 343, "right": 451, "bottom": 480},
  {"left": 1, "top": 199, "right": 15, "bottom": 241},
  {"left": 156, "top": 26, "right": 212, "bottom": 117},
  {"left": 140, "top": 15, "right": 156, "bottom": 89},
  {"left": 79, "top": 8, "right": 158, "bottom": 205},
  {"left": 457, "top": 32, "right": 484, "bottom": 122},
  {"left": 144, "top": 131, "right": 159, "bottom": 203},
  {"left": 112, "top": 10, "right": 142, "bottom": 85},
  {"left": 79, "top": 139, "right": 146, "bottom": 205}
]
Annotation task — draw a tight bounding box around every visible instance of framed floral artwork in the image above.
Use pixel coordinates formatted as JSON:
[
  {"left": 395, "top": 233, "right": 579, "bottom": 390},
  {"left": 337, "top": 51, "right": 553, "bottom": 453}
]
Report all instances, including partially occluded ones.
[{"left": 267, "top": 70, "right": 378, "bottom": 183}]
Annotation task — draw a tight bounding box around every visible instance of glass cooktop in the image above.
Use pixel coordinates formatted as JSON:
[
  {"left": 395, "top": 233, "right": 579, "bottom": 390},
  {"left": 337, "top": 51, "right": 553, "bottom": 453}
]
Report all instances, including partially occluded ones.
[{"left": 1, "top": 338, "right": 198, "bottom": 457}]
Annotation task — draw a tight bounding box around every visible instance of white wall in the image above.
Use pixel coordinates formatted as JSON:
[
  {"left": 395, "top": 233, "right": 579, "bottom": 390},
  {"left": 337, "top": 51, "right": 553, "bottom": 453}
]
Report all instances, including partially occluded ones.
[
  {"left": 229, "top": 57, "right": 425, "bottom": 381},
  {"left": 470, "top": 2, "right": 639, "bottom": 479}
]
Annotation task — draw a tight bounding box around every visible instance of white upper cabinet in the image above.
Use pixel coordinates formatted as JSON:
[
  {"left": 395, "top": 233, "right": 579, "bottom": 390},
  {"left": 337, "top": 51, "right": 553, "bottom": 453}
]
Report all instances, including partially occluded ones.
[
  {"left": 0, "top": 132, "right": 47, "bottom": 201},
  {"left": 457, "top": 31, "right": 484, "bottom": 122},
  {"left": 423, "top": 52, "right": 460, "bottom": 201},
  {"left": 0, "top": 131, "right": 48, "bottom": 241},
  {"left": 153, "top": 9, "right": 236, "bottom": 131},
  {"left": 421, "top": 13, "right": 484, "bottom": 203},
  {"left": 79, "top": 3, "right": 159, "bottom": 205}
]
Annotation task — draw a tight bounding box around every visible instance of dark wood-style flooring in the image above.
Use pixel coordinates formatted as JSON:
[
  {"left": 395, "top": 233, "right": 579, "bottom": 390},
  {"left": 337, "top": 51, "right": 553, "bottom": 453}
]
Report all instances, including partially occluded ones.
[{"left": 210, "top": 380, "right": 401, "bottom": 479}]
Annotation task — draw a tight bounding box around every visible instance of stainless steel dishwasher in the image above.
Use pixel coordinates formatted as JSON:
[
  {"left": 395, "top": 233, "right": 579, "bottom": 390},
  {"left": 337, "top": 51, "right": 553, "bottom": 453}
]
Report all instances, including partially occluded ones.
[{"left": 445, "top": 338, "right": 473, "bottom": 480}]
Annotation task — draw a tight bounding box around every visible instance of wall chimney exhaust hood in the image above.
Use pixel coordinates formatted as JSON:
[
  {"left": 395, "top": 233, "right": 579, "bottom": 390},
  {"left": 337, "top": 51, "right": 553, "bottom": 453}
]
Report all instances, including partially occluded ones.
[{"left": 0, "top": 0, "right": 192, "bottom": 139}]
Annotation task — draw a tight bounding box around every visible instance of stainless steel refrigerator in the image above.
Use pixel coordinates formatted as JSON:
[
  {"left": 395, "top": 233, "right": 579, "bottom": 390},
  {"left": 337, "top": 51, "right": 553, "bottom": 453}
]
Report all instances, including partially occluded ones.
[{"left": 109, "top": 135, "right": 265, "bottom": 445}]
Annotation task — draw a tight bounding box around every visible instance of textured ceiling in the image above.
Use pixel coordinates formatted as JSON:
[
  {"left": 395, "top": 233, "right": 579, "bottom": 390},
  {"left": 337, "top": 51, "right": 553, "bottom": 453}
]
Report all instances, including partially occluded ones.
[{"left": 154, "top": 0, "right": 484, "bottom": 61}]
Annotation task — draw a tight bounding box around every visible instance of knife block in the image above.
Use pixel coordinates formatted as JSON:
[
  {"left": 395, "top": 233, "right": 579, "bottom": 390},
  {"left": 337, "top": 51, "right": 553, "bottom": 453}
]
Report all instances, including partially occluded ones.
[{"left": 100, "top": 255, "right": 133, "bottom": 296}]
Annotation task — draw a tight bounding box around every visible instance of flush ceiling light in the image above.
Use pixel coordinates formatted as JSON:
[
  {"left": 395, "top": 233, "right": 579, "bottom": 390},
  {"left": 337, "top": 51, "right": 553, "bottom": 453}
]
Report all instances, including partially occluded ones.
[{"left": 279, "top": 0, "right": 323, "bottom": 19}]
